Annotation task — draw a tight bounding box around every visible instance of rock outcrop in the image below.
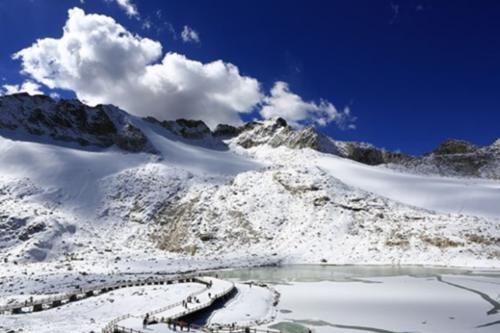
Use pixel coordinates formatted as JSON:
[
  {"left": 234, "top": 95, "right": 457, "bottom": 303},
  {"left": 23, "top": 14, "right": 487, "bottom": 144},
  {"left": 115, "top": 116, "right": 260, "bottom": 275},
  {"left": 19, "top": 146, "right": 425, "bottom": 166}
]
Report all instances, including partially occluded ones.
[
  {"left": 385, "top": 139, "right": 500, "bottom": 179},
  {"left": 0, "top": 93, "right": 151, "bottom": 153}
]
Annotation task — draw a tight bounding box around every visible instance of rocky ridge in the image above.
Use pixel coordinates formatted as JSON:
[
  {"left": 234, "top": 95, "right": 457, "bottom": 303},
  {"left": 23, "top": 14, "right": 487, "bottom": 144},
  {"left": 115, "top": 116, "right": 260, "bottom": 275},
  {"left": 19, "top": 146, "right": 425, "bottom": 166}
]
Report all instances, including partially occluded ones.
[
  {"left": 2, "top": 93, "right": 498, "bottom": 179},
  {"left": 386, "top": 139, "right": 500, "bottom": 179}
]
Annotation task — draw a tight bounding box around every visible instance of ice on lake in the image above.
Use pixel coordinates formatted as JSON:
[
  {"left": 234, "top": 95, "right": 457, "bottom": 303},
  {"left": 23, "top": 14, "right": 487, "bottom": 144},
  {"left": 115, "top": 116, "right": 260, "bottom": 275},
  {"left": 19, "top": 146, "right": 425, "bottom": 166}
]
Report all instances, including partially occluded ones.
[{"left": 219, "top": 265, "right": 500, "bottom": 333}]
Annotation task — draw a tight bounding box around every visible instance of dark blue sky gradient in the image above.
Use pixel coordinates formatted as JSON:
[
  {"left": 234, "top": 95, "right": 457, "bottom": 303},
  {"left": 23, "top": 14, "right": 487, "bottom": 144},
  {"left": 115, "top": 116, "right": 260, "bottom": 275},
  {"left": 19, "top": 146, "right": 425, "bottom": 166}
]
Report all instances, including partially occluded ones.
[{"left": 0, "top": 0, "right": 499, "bottom": 154}]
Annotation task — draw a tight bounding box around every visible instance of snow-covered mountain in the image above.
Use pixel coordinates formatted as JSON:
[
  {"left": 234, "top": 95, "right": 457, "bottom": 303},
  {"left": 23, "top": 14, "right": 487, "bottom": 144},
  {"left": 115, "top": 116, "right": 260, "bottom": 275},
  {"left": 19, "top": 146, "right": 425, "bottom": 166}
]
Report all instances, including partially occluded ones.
[
  {"left": 384, "top": 139, "right": 500, "bottom": 179},
  {"left": 0, "top": 93, "right": 499, "bottom": 271}
]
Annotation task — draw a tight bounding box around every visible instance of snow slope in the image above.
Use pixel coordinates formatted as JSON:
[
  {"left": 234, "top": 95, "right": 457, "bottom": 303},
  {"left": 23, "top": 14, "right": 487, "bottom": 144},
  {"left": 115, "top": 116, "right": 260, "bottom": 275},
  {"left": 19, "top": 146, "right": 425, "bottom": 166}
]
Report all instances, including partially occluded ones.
[
  {"left": 0, "top": 95, "right": 499, "bottom": 271},
  {"left": 243, "top": 145, "right": 500, "bottom": 219},
  {"left": 315, "top": 153, "right": 500, "bottom": 219},
  {"left": 0, "top": 113, "right": 262, "bottom": 264}
]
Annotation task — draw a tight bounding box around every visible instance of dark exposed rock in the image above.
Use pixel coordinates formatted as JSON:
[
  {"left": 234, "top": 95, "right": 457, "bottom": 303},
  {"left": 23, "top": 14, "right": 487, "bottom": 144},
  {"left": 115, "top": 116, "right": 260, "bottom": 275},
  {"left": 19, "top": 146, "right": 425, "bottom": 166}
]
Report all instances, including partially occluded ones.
[
  {"left": 113, "top": 123, "right": 149, "bottom": 152},
  {"left": 150, "top": 118, "right": 213, "bottom": 140},
  {"left": 274, "top": 117, "right": 288, "bottom": 129},
  {"left": 344, "top": 145, "right": 385, "bottom": 165},
  {"left": 18, "top": 222, "right": 46, "bottom": 241},
  {"left": 383, "top": 138, "right": 500, "bottom": 179},
  {"left": 199, "top": 233, "right": 216, "bottom": 241},
  {"left": 0, "top": 93, "right": 152, "bottom": 153},
  {"left": 432, "top": 139, "right": 477, "bottom": 155},
  {"left": 341, "top": 144, "right": 412, "bottom": 166},
  {"left": 213, "top": 124, "right": 242, "bottom": 138},
  {"left": 234, "top": 118, "right": 339, "bottom": 154},
  {"left": 313, "top": 196, "right": 330, "bottom": 206}
]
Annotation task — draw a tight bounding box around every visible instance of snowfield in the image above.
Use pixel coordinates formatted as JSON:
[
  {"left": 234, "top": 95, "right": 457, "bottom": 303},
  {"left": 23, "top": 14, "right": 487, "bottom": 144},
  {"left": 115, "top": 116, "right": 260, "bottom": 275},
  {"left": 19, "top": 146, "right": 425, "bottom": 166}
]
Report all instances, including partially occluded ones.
[
  {"left": 208, "top": 283, "right": 276, "bottom": 327},
  {"left": 248, "top": 145, "right": 500, "bottom": 218},
  {"left": 0, "top": 110, "right": 499, "bottom": 270},
  {"left": 1, "top": 283, "right": 204, "bottom": 333},
  {"left": 316, "top": 153, "right": 500, "bottom": 219}
]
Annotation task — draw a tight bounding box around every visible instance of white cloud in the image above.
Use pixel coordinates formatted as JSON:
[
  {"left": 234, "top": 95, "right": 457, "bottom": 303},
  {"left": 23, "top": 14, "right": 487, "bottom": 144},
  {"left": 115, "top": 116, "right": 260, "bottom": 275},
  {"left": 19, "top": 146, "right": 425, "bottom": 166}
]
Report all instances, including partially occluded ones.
[
  {"left": 260, "top": 81, "right": 355, "bottom": 129},
  {"left": 12, "top": 8, "right": 353, "bottom": 129},
  {"left": 181, "top": 25, "right": 200, "bottom": 43},
  {"left": 107, "top": 0, "right": 139, "bottom": 18},
  {"left": 13, "top": 8, "right": 261, "bottom": 128},
  {"left": 1, "top": 80, "right": 43, "bottom": 96}
]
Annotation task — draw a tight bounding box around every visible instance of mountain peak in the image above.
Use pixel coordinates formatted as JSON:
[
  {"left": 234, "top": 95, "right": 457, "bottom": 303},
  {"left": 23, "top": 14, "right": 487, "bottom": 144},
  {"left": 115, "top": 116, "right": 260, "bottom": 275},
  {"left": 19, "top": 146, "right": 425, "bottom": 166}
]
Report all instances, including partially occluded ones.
[{"left": 432, "top": 139, "right": 477, "bottom": 155}]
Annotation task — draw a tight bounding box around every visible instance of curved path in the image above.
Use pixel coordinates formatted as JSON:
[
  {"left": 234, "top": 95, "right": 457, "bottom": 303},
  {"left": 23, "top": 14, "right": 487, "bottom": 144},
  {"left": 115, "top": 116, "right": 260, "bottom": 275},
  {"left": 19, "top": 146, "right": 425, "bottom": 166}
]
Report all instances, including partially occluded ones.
[
  {"left": 112, "top": 277, "right": 236, "bottom": 332},
  {"left": 0, "top": 274, "right": 199, "bottom": 315},
  {"left": 1, "top": 274, "right": 279, "bottom": 333}
]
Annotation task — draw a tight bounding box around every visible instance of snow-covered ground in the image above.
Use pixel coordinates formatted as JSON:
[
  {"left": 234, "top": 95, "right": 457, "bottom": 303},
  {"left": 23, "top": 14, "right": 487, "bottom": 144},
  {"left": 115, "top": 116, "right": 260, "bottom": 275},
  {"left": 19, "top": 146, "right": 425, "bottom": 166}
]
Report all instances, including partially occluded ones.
[
  {"left": 1, "top": 102, "right": 499, "bottom": 269},
  {"left": 208, "top": 283, "right": 276, "bottom": 327},
  {"left": 316, "top": 153, "right": 500, "bottom": 219},
  {"left": 249, "top": 146, "right": 500, "bottom": 218},
  {"left": 0, "top": 283, "right": 203, "bottom": 333}
]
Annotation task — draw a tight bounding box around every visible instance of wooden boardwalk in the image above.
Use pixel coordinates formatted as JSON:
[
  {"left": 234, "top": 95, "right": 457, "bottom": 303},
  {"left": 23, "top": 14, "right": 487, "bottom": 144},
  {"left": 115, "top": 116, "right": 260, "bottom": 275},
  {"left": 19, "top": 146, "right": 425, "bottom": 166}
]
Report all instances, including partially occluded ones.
[
  {"left": 105, "top": 277, "right": 280, "bottom": 333},
  {"left": 109, "top": 277, "right": 234, "bottom": 332},
  {"left": 1, "top": 274, "right": 280, "bottom": 333},
  {"left": 0, "top": 274, "right": 198, "bottom": 315}
]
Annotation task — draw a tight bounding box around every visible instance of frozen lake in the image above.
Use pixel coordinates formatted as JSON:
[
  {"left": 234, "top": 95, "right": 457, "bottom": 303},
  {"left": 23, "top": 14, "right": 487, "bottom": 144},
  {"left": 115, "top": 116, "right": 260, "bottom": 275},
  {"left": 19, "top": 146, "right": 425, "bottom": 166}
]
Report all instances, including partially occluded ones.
[{"left": 218, "top": 265, "right": 500, "bottom": 333}]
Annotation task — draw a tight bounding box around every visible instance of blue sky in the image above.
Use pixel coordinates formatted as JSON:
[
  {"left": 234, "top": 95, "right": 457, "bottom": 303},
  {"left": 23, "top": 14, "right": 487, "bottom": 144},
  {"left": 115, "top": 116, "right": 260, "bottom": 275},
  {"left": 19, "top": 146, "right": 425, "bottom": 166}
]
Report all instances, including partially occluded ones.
[{"left": 0, "top": 0, "right": 499, "bottom": 155}]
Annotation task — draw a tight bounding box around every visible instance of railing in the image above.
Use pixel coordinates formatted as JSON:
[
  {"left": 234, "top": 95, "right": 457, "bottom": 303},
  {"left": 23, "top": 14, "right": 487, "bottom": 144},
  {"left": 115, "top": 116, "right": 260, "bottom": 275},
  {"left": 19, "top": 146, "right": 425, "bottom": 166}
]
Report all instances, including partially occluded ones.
[
  {"left": 101, "top": 314, "right": 132, "bottom": 333},
  {"left": 208, "top": 329, "right": 281, "bottom": 333},
  {"left": 0, "top": 273, "right": 199, "bottom": 314},
  {"left": 110, "top": 325, "right": 144, "bottom": 333},
  {"left": 147, "top": 277, "right": 210, "bottom": 317},
  {"left": 150, "top": 279, "right": 235, "bottom": 322},
  {"left": 2, "top": 274, "right": 281, "bottom": 333},
  {"left": 103, "top": 277, "right": 217, "bottom": 333}
]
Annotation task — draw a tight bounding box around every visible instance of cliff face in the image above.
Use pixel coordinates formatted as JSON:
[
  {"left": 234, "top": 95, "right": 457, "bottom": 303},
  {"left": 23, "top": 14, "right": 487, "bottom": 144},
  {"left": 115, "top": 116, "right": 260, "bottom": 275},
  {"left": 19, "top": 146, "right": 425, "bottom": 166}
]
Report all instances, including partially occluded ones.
[{"left": 0, "top": 93, "right": 151, "bottom": 152}]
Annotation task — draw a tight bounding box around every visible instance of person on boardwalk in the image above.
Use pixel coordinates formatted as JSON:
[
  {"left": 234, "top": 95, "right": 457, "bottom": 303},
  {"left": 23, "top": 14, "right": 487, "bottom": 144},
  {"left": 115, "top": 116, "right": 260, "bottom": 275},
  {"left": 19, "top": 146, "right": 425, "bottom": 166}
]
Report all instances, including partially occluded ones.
[{"left": 143, "top": 313, "right": 150, "bottom": 328}]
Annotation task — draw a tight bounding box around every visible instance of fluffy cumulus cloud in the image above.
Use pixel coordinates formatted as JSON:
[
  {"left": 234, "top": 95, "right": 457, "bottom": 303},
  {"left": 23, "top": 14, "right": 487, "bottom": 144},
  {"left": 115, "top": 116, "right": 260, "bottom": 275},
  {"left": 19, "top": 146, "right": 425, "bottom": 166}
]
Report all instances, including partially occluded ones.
[
  {"left": 260, "top": 82, "right": 355, "bottom": 128},
  {"left": 181, "top": 25, "right": 200, "bottom": 43},
  {"left": 12, "top": 7, "right": 353, "bottom": 129},
  {"left": 13, "top": 8, "right": 261, "bottom": 127},
  {"left": 1, "top": 80, "right": 43, "bottom": 96}
]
